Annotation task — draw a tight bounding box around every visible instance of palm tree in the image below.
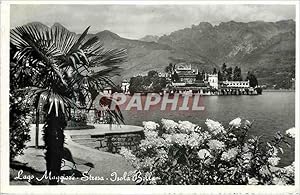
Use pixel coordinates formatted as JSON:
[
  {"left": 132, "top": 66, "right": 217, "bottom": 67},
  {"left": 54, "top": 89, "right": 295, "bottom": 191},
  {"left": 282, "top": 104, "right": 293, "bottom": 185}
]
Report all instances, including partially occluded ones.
[{"left": 10, "top": 23, "right": 127, "bottom": 184}]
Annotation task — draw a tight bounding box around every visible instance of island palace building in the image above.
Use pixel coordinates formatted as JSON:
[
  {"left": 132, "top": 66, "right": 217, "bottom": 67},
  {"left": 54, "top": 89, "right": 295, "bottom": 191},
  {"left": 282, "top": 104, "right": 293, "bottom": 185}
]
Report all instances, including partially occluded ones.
[
  {"left": 122, "top": 62, "right": 256, "bottom": 95},
  {"left": 167, "top": 63, "right": 251, "bottom": 95}
]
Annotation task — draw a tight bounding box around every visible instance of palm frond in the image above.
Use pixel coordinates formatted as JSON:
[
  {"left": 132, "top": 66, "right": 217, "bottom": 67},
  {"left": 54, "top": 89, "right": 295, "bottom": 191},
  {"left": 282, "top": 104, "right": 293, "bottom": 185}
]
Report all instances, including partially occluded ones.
[
  {"left": 11, "top": 23, "right": 128, "bottom": 123},
  {"left": 68, "top": 26, "right": 90, "bottom": 55},
  {"left": 50, "top": 24, "right": 77, "bottom": 55},
  {"left": 81, "top": 36, "right": 99, "bottom": 50},
  {"left": 89, "top": 48, "right": 127, "bottom": 68},
  {"left": 11, "top": 25, "right": 68, "bottom": 87}
]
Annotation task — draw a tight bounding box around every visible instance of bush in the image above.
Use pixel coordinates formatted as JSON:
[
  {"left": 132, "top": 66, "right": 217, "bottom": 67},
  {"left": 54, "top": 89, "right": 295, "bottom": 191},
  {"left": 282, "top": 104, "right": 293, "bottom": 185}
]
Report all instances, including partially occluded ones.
[
  {"left": 120, "top": 118, "right": 295, "bottom": 185},
  {"left": 129, "top": 72, "right": 167, "bottom": 93},
  {"left": 9, "top": 94, "right": 31, "bottom": 160},
  {"left": 67, "top": 111, "right": 87, "bottom": 126}
]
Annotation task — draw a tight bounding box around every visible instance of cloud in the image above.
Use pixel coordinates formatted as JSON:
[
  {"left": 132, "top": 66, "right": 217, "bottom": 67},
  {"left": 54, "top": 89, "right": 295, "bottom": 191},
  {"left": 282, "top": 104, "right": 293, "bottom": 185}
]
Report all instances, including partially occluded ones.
[{"left": 10, "top": 4, "right": 295, "bottom": 39}]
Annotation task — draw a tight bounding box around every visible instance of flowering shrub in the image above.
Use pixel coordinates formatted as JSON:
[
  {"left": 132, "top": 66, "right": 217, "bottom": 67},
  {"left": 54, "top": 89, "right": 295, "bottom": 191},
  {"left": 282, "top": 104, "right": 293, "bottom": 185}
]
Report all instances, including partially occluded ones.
[
  {"left": 9, "top": 94, "right": 31, "bottom": 160},
  {"left": 143, "top": 121, "right": 160, "bottom": 131},
  {"left": 120, "top": 118, "right": 295, "bottom": 185}
]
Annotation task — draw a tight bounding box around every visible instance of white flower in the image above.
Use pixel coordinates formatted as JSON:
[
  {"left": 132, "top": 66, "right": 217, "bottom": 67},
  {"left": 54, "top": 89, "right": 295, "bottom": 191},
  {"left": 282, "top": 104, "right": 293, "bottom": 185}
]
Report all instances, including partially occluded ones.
[
  {"left": 120, "top": 147, "right": 136, "bottom": 160},
  {"left": 199, "top": 131, "right": 212, "bottom": 141},
  {"left": 139, "top": 136, "right": 166, "bottom": 150},
  {"left": 241, "top": 152, "right": 253, "bottom": 160},
  {"left": 139, "top": 139, "right": 154, "bottom": 151},
  {"left": 156, "top": 148, "right": 168, "bottom": 164},
  {"left": 142, "top": 157, "right": 155, "bottom": 168},
  {"left": 171, "top": 133, "right": 188, "bottom": 146},
  {"left": 283, "top": 162, "right": 295, "bottom": 177},
  {"left": 205, "top": 119, "right": 225, "bottom": 135},
  {"left": 197, "top": 149, "right": 211, "bottom": 159},
  {"left": 207, "top": 139, "right": 225, "bottom": 151},
  {"left": 155, "top": 137, "right": 167, "bottom": 148},
  {"left": 187, "top": 132, "right": 201, "bottom": 148},
  {"left": 143, "top": 121, "right": 159, "bottom": 131},
  {"left": 149, "top": 177, "right": 160, "bottom": 185},
  {"left": 161, "top": 119, "right": 178, "bottom": 133},
  {"left": 241, "top": 152, "right": 252, "bottom": 168},
  {"left": 229, "top": 117, "right": 242, "bottom": 128},
  {"left": 259, "top": 165, "right": 271, "bottom": 177},
  {"left": 162, "top": 134, "right": 172, "bottom": 144},
  {"left": 285, "top": 127, "right": 295, "bottom": 138},
  {"left": 144, "top": 130, "right": 158, "bottom": 139},
  {"left": 119, "top": 147, "right": 139, "bottom": 168},
  {"left": 272, "top": 177, "right": 287, "bottom": 185},
  {"left": 248, "top": 177, "right": 259, "bottom": 185},
  {"left": 267, "top": 157, "right": 280, "bottom": 166},
  {"left": 178, "top": 120, "right": 197, "bottom": 134},
  {"left": 221, "top": 147, "right": 239, "bottom": 161}
]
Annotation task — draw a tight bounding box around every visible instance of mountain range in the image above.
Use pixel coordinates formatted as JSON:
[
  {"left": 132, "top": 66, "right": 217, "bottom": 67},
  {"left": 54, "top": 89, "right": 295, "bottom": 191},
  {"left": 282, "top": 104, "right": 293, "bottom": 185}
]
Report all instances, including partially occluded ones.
[
  {"left": 156, "top": 20, "right": 295, "bottom": 88},
  {"left": 21, "top": 20, "right": 296, "bottom": 88},
  {"left": 86, "top": 29, "right": 216, "bottom": 84}
]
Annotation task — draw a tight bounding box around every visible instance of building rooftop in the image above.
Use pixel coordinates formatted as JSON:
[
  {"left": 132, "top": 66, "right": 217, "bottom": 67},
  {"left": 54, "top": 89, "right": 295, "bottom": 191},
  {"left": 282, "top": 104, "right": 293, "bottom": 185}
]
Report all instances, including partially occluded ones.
[{"left": 175, "top": 63, "right": 192, "bottom": 70}]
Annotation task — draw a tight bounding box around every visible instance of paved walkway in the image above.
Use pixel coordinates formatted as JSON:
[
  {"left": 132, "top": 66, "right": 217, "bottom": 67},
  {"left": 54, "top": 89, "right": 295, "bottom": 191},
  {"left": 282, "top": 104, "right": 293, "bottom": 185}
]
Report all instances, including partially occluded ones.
[{"left": 13, "top": 124, "right": 144, "bottom": 185}]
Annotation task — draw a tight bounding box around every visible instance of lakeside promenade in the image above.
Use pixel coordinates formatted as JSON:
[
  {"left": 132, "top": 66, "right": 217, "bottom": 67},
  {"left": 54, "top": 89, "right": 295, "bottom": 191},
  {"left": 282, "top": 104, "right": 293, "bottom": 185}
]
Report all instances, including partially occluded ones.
[{"left": 12, "top": 124, "right": 144, "bottom": 185}]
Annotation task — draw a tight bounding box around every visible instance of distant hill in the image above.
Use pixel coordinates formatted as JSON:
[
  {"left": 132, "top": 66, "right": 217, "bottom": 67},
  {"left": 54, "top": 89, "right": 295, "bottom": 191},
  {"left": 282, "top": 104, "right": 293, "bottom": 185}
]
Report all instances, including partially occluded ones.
[
  {"left": 87, "top": 30, "right": 216, "bottom": 83},
  {"left": 139, "top": 35, "right": 160, "bottom": 42}
]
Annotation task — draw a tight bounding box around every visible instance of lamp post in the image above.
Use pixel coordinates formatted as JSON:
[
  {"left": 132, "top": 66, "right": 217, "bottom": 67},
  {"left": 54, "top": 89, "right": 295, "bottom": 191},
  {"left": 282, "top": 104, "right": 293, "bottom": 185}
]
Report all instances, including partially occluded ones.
[{"left": 35, "top": 107, "right": 39, "bottom": 148}]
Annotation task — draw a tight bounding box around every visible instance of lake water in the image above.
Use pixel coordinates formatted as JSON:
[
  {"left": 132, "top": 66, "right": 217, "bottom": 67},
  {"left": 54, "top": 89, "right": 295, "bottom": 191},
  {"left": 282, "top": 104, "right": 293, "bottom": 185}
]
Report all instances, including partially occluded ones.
[{"left": 122, "top": 91, "right": 295, "bottom": 166}]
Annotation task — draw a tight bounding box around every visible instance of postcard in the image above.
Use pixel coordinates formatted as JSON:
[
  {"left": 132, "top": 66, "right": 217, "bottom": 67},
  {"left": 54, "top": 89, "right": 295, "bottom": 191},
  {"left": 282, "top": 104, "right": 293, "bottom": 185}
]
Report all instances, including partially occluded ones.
[{"left": 1, "top": 0, "right": 299, "bottom": 194}]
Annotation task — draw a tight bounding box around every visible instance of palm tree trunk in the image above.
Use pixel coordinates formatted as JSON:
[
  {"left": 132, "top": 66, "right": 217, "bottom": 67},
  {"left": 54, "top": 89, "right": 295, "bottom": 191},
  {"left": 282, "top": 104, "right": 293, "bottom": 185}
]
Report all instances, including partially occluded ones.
[{"left": 44, "top": 110, "right": 66, "bottom": 185}]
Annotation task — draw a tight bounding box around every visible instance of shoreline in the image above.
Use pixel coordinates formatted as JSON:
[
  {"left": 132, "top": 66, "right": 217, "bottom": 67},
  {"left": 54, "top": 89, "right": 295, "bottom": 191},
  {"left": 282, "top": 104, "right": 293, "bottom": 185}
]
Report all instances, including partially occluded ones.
[
  {"left": 263, "top": 89, "right": 295, "bottom": 92},
  {"left": 122, "top": 89, "right": 294, "bottom": 96}
]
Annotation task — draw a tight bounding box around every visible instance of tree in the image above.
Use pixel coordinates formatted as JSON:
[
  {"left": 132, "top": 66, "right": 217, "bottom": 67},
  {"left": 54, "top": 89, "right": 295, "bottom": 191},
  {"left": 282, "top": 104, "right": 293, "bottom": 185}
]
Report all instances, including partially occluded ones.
[
  {"left": 10, "top": 24, "right": 127, "bottom": 184},
  {"left": 165, "top": 63, "right": 174, "bottom": 74},
  {"left": 233, "top": 66, "right": 243, "bottom": 81},
  {"left": 233, "top": 66, "right": 239, "bottom": 81},
  {"left": 213, "top": 67, "right": 217, "bottom": 74},
  {"left": 152, "top": 77, "right": 167, "bottom": 93},
  {"left": 226, "top": 67, "right": 233, "bottom": 81},
  {"left": 202, "top": 70, "right": 206, "bottom": 80},
  {"left": 238, "top": 67, "right": 243, "bottom": 81},
  {"left": 148, "top": 70, "right": 159, "bottom": 78},
  {"left": 218, "top": 70, "right": 223, "bottom": 81},
  {"left": 222, "top": 63, "right": 227, "bottom": 73},
  {"left": 171, "top": 71, "right": 180, "bottom": 82},
  {"left": 246, "top": 71, "right": 258, "bottom": 87},
  {"left": 129, "top": 73, "right": 166, "bottom": 93},
  {"left": 129, "top": 76, "right": 144, "bottom": 93},
  {"left": 196, "top": 72, "right": 203, "bottom": 81}
]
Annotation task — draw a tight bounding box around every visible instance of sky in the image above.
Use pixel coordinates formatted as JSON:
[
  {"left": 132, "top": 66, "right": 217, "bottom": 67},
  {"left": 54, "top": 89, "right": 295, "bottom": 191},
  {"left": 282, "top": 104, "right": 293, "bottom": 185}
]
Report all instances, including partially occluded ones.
[{"left": 10, "top": 4, "right": 295, "bottom": 39}]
